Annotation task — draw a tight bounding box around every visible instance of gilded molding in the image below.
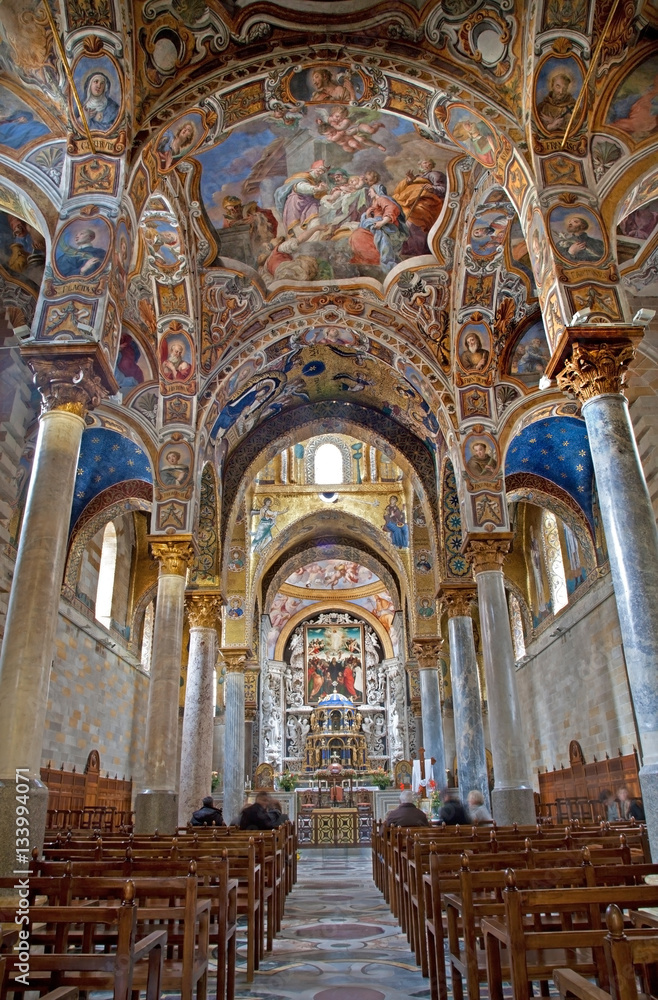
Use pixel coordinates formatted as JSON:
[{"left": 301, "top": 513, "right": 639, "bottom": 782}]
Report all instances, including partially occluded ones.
[
  {"left": 438, "top": 585, "right": 477, "bottom": 618},
  {"left": 412, "top": 638, "right": 444, "bottom": 670},
  {"left": 27, "top": 357, "right": 109, "bottom": 416},
  {"left": 555, "top": 341, "right": 636, "bottom": 403},
  {"left": 220, "top": 647, "right": 252, "bottom": 673},
  {"left": 463, "top": 535, "right": 512, "bottom": 574},
  {"left": 244, "top": 707, "right": 257, "bottom": 722},
  {"left": 149, "top": 536, "right": 195, "bottom": 576},
  {"left": 405, "top": 662, "right": 421, "bottom": 700},
  {"left": 244, "top": 665, "right": 260, "bottom": 704},
  {"left": 185, "top": 591, "right": 223, "bottom": 630}
]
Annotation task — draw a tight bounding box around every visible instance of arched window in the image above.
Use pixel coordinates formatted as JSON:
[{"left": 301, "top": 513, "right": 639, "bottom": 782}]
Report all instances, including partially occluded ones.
[
  {"left": 314, "top": 442, "right": 344, "bottom": 484},
  {"left": 509, "top": 592, "right": 526, "bottom": 661},
  {"left": 542, "top": 510, "right": 568, "bottom": 613},
  {"left": 95, "top": 522, "right": 117, "bottom": 628},
  {"left": 141, "top": 599, "right": 154, "bottom": 672}
]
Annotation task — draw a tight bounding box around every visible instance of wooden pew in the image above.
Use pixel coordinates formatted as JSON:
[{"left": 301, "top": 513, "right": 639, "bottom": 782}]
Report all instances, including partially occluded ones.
[
  {"left": 0, "top": 880, "right": 166, "bottom": 1000},
  {"left": 481, "top": 872, "right": 658, "bottom": 1000}
]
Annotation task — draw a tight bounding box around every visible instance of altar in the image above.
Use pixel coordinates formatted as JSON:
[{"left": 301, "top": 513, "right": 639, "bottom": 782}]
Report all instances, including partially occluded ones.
[{"left": 311, "top": 807, "right": 359, "bottom": 846}]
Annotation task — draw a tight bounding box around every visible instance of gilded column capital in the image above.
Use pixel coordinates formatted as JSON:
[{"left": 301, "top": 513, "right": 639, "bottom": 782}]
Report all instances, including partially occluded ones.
[
  {"left": 462, "top": 533, "right": 513, "bottom": 574},
  {"left": 22, "top": 344, "right": 117, "bottom": 417},
  {"left": 412, "top": 637, "right": 444, "bottom": 670},
  {"left": 185, "top": 591, "right": 224, "bottom": 630},
  {"left": 149, "top": 535, "right": 195, "bottom": 576},
  {"left": 438, "top": 584, "right": 477, "bottom": 618},
  {"left": 544, "top": 324, "right": 644, "bottom": 404},
  {"left": 220, "top": 647, "right": 252, "bottom": 673},
  {"left": 244, "top": 707, "right": 257, "bottom": 722}
]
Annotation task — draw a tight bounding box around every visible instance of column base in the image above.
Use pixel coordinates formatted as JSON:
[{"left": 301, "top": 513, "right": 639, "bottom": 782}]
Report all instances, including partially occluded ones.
[
  {"left": 0, "top": 778, "right": 48, "bottom": 878},
  {"left": 491, "top": 786, "right": 536, "bottom": 826},
  {"left": 639, "top": 763, "right": 658, "bottom": 861},
  {"left": 134, "top": 790, "right": 178, "bottom": 835}
]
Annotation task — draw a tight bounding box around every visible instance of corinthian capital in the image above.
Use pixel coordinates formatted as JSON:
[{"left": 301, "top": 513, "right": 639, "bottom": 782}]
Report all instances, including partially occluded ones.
[
  {"left": 220, "top": 647, "right": 252, "bottom": 673},
  {"left": 412, "top": 637, "right": 444, "bottom": 670},
  {"left": 149, "top": 535, "right": 195, "bottom": 576},
  {"left": 22, "top": 344, "right": 117, "bottom": 417},
  {"left": 438, "top": 584, "right": 477, "bottom": 618},
  {"left": 463, "top": 532, "right": 513, "bottom": 574},
  {"left": 556, "top": 341, "right": 636, "bottom": 403},
  {"left": 185, "top": 591, "right": 223, "bottom": 629}
]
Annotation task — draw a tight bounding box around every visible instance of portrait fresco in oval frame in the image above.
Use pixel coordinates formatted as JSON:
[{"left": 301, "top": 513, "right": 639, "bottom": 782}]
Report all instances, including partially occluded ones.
[
  {"left": 53, "top": 216, "right": 112, "bottom": 281},
  {"left": 509, "top": 319, "right": 550, "bottom": 384},
  {"left": 158, "top": 440, "right": 192, "bottom": 488},
  {"left": 534, "top": 54, "right": 585, "bottom": 136},
  {"left": 154, "top": 111, "right": 207, "bottom": 173},
  {"left": 463, "top": 432, "right": 499, "bottom": 480},
  {"left": 444, "top": 106, "right": 499, "bottom": 167},
  {"left": 548, "top": 204, "right": 607, "bottom": 267},
  {"left": 605, "top": 53, "right": 658, "bottom": 145},
  {"left": 468, "top": 208, "right": 512, "bottom": 257},
  {"left": 457, "top": 322, "right": 492, "bottom": 374},
  {"left": 72, "top": 54, "right": 123, "bottom": 134},
  {"left": 159, "top": 325, "right": 194, "bottom": 383},
  {"left": 288, "top": 65, "right": 366, "bottom": 104}
]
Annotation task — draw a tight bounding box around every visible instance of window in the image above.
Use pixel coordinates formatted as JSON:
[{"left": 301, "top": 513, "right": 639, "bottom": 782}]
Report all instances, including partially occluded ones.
[
  {"left": 95, "top": 522, "right": 117, "bottom": 628},
  {"left": 141, "top": 599, "right": 154, "bottom": 672},
  {"left": 542, "top": 510, "right": 568, "bottom": 613},
  {"left": 314, "top": 442, "right": 344, "bottom": 484}
]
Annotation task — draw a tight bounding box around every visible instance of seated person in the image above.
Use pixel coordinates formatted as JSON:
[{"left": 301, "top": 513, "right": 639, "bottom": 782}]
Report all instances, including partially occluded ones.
[
  {"left": 438, "top": 787, "right": 469, "bottom": 826},
  {"left": 239, "top": 790, "right": 277, "bottom": 830},
  {"left": 617, "top": 785, "right": 645, "bottom": 821},
  {"left": 467, "top": 789, "right": 493, "bottom": 825},
  {"left": 191, "top": 795, "right": 224, "bottom": 827},
  {"left": 599, "top": 788, "right": 620, "bottom": 821},
  {"left": 268, "top": 798, "right": 290, "bottom": 827},
  {"left": 384, "top": 789, "right": 429, "bottom": 827}
]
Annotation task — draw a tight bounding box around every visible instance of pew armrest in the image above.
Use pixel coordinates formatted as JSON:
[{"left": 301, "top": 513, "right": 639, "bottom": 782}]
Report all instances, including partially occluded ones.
[
  {"left": 133, "top": 927, "right": 168, "bottom": 962},
  {"left": 553, "top": 967, "right": 611, "bottom": 1000}
]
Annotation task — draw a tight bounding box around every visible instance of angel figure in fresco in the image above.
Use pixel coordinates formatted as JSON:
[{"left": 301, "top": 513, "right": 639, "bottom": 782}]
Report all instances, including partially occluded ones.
[
  {"left": 315, "top": 107, "right": 386, "bottom": 153},
  {"left": 250, "top": 496, "right": 288, "bottom": 553},
  {"left": 309, "top": 67, "right": 357, "bottom": 103}
]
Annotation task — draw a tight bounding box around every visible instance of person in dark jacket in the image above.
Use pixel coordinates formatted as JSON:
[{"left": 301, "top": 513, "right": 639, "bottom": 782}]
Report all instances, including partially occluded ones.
[
  {"left": 438, "top": 787, "right": 469, "bottom": 826},
  {"left": 191, "top": 795, "right": 224, "bottom": 826},
  {"left": 268, "top": 798, "right": 290, "bottom": 827},
  {"left": 239, "top": 790, "right": 277, "bottom": 830},
  {"left": 384, "top": 789, "right": 429, "bottom": 827}
]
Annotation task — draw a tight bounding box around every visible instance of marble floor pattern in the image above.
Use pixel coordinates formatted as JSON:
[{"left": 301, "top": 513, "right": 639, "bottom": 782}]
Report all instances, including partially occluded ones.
[{"left": 233, "top": 846, "right": 431, "bottom": 1000}]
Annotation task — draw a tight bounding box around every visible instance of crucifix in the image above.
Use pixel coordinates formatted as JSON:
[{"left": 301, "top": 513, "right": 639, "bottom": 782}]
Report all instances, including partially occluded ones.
[{"left": 417, "top": 746, "right": 436, "bottom": 799}]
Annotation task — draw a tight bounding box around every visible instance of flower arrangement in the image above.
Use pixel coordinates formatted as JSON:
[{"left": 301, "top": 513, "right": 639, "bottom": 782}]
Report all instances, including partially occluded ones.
[
  {"left": 211, "top": 771, "right": 220, "bottom": 792},
  {"left": 368, "top": 768, "right": 392, "bottom": 789},
  {"left": 278, "top": 772, "right": 297, "bottom": 792},
  {"left": 428, "top": 779, "right": 441, "bottom": 814}
]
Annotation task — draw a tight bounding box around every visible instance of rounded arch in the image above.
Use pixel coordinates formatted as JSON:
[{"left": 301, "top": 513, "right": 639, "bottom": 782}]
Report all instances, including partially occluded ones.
[
  {"left": 274, "top": 598, "right": 393, "bottom": 660},
  {"left": 64, "top": 489, "right": 153, "bottom": 592},
  {"left": 305, "top": 435, "right": 353, "bottom": 485},
  {"left": 506, "top": 480, "right": 596, "bottom": 567}
]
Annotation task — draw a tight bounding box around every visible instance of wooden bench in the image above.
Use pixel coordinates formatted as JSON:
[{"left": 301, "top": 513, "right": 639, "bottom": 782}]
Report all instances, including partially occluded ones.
[{"left": 0, "top": 880, "right": 166, "bottom": 1000}]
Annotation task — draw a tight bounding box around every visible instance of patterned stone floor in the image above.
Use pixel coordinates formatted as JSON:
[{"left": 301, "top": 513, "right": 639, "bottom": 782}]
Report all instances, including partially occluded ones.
[{"left": 234, "top": 846, "right": 431, "bottom": 1000}]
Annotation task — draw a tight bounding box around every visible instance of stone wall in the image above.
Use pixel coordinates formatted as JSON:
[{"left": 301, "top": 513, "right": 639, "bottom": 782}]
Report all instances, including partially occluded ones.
[
  {"left": 43, "top": 600, "right": 149, "bottom": 785},
  {"left": 515, "top": 571, "right": 638, "bottom": 787}
]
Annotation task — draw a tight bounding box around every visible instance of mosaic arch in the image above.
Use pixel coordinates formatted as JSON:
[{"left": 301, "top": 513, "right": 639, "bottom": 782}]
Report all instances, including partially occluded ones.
[
  {"left": 505, "top": 483, "right": 596, "bottom": 566},
  {"left": 219, "top": 400, "right": 441, "bottom": 550}
]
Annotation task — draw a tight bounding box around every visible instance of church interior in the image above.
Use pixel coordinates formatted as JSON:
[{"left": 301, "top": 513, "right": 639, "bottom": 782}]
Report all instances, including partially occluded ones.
[{"left": 1, "top": 0, "right": 658, "bottom": 993}]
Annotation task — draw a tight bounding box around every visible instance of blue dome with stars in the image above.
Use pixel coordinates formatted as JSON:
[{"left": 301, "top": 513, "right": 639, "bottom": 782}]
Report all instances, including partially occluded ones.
[
  {"left": 505, "top": 416, "right": 594, "bottom": 526},
  {"left": 71, "top": 428, "right": 153, "bottom": 530}
]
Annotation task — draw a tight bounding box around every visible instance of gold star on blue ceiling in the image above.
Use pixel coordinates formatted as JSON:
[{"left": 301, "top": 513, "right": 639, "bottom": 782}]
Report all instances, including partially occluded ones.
[{"left": 70, "top": 428, "right": 153, "bottom": 532}]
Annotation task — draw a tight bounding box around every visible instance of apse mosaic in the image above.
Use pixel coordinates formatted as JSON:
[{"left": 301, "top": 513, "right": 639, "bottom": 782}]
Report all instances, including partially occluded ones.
[
  {"left": 194, "top": 108, "right": 448, "bottom": 283},
  {"left": 70, "top": 429, "right": 153, "bottom": 530},
  {"left": 505, "top": 417, "right": 594, "bottom": 526}
]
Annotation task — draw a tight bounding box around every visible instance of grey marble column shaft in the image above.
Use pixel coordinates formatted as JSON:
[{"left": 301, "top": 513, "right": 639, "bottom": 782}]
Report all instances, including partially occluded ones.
[
  {"left": 476, "top": 569, "right": 535, "bottom": 824},
  {"left": 178, "top": 626, "right": 217, "bottom": 826},
  {"left": 418, "top": 666, "right": 446, "bottom": 789},
  {"left": 0, "top": 409, "right": 85, "bottom": 874},
  {"left": 582, "top": 393, "right": 658, "bottom": 856},
  {"left": 135, "top": 572, "right": 186, "bottom": 833},
  {"left": 224, "top": 668, "right": 246, "bottom": 826},
  {"left": 448, "top": 615, "right": 490, "bottom": 809}
]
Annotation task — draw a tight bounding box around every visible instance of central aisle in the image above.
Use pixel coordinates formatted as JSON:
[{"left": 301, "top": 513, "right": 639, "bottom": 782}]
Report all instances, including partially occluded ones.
[{"left": 236, "top": 846, "right": 431, "bottom": 1000}]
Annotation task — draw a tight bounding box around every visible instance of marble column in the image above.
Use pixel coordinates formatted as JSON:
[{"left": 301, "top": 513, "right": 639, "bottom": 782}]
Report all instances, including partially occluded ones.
[
  {"left": 0, "top": 355, "right": 110, "bottom": 877},
  {"left": 440, "top": 586, "right": 490, "bottom": 808},
  {"left": 464, "top": 537, "right": 535, "bottom": 824},
  {"left": 135, "top": 537, "right": 194, "bottom": 834},
  {"left": 222, "top": 648, "right": 250, "bottom": 826},
  {"left": 244, "top": 709, "right": 256, "bottom": 784},
  {"left": 405, "top": 661, "right": 423, "bottom": 759},
  {"left": 552, "top": 330, "right": 658, "bottom": 857},
  {"left": 412, "top": 639, "right": 446, "bottom": 791},
  {"left": 178, "top": 591, "right": 222, "bottom": 827}
]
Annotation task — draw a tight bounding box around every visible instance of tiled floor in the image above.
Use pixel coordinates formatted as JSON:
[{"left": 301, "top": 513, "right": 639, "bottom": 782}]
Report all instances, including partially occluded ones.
[{"left": 234, "top": 846, "right": 431, "bottom": 1000}]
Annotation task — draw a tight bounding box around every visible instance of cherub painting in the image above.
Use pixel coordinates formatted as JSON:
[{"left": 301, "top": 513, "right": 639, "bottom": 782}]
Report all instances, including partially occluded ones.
[{"left": 314, "top": 106, "right": 386, "bottom": 153}]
